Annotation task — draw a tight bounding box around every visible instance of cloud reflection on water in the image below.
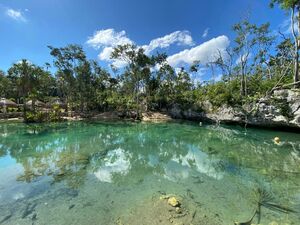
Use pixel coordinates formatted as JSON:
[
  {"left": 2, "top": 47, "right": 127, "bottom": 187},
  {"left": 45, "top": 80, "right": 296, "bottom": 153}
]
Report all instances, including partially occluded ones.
[
  {"left": 94, "top": 148, "right": 132, "bottom": 183},
  {"left": 163, "top": 144, "right": 224, "bottom": 181}
]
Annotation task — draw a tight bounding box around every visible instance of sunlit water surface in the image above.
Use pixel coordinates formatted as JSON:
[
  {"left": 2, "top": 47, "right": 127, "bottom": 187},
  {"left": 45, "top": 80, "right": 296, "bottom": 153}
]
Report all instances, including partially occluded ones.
[{"left": 0, "top": 121, "right": 299, "bottom": 225}]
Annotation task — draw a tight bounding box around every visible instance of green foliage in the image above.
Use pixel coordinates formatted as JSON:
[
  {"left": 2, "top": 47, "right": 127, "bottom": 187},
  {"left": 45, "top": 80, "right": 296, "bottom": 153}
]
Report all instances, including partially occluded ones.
[
  {"left": 195, "top": 79, "right": 242, "bottom": 107},
  {"left": 270, "top": 0, "right": 300, "bottom": 88},
  {"left": 24, "top": 105, "right": 64, "bottom": 123},
  {"left": 270, "top": 0, "right": 300, "bottom": 9},
  {"left": 232, "top": 20, "right": 274, "bottom": 96},
  {"left": 7, "top": 107, "right": 19, "bottom": 113},
  {"left": 25, "top": 111, "right": 48, "bottom": 123},
  {"left": 49, "top": 105, "right": 64, "bottom": 122},
  {"left": 0, "top": 5, "right": 299, "bottom": 120}
]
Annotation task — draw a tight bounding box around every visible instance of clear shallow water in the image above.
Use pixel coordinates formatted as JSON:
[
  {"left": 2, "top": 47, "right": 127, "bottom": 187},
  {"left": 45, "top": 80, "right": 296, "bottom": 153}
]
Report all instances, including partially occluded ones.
[{"left": 0, "top": 121, "right": 299, "bottom": 225}]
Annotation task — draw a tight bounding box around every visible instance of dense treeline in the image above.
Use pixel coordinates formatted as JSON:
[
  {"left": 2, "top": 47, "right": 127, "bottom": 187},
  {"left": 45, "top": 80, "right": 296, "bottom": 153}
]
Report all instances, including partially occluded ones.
[{"left": 0, "top": 1, "right": 299, "bottom": 121}]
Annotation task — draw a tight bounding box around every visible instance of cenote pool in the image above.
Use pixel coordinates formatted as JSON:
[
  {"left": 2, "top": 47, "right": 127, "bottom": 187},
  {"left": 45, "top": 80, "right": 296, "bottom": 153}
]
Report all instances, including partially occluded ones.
[{"left": 0, "top": 121, "right": 299, "bottom": 225}]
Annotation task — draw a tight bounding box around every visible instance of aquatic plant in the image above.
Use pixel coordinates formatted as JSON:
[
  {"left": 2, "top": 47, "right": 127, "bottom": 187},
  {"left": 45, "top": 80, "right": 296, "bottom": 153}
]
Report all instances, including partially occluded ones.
[
  {"left": 235, "top": 187, "right": 297, "bottom": 225},
  {"left": 256, "top": 187, "right": 296, "bottom": 216}
]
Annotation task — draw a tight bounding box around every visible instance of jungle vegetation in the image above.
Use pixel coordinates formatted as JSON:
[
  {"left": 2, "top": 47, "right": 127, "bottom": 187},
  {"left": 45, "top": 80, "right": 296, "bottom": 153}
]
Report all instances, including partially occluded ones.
[{"left": 0, "top": 0, "right": 299, "bottom": 121}]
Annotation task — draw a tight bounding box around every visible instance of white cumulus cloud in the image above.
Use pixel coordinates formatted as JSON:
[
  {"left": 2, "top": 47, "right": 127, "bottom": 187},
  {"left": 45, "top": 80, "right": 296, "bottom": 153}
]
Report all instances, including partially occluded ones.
[
  {"left": 142, "top": 31, "right": 194, "bottom": 54},
  {"left": 87, "top": 29, "right": 229, "bottom": 70},
  {"left": 167, "top": 35, "right": 230, "bottom": 67},
  {"left": 86, "top": 29, "right": 133, "bottom": 49},
  {"left": 87, "top": 29, "right": 134, "bottom": 67},
  {"left": 98, "top": 47, "right": 114, "bottom": 61},
  {"left": 87, "top": 29, "right": 133, "bottom": 49},
  {"left": 87, "top": 29, "right": 195, "bottom": 68},
  {"left": 6, "top": 8, "right": 26, "bottom": 22}
]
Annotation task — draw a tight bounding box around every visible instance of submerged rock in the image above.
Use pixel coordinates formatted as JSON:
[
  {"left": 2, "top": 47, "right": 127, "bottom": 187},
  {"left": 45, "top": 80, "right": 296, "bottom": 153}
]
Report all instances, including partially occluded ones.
[
  {"left": 159, "top": 194, "right": 171, "bottom": 200},
  {"left": 118, "top": 193, "right": 222, "bottom": 225},
  {"left": 167, "top": 197, "right": 180, "bottom": 207},
  {"left": 159, "top": 194, "right": 181, "bottom": 207},
  {"left": 175, "top": 207, "right": 182, "bottom": 214}
]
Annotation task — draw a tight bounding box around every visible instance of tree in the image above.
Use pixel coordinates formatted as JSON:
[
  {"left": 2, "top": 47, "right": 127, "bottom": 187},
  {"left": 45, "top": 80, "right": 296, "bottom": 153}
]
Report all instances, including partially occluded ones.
[
  {"left": 76, "top": 61, "right": 94, "bottom": 112},
  {"left": 89, "top": 60, "right": 119, "bottom": 111},
  {"left": 0, "top": 70, "right": 12, "bottom": 98},
  {"left": 271, "top": 0, "right": 300, "bottom": 88},
  {"left": 7, "top": 60, "right": 41, "bottom": 118},
  {"left": 174, "top": 68, "right": 193, "bottom": 105},
  {"left": 233, "top": 20, "right": 273, "bottom": 96},
  {"left": 36, "top": 67, "right": 57, "bottom": 101},
  {"left": 48, "top": 44, "right": 88, "bottom": 112},
  {"left": 269, "top": 38, "right": 294, "bottom": 89},
  {"left": 213, "top": 48, "right": 235, "bottom": 82},
  {"left": 155, "top": 60, "right": 176, "bottom": 109},
  {"left": 111, "top": 44, "right": 155, "bottom": 116}
]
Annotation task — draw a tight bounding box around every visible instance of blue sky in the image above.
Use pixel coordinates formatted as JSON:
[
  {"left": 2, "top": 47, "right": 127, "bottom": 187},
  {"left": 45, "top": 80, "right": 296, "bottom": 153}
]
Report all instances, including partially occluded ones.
[{"left": 0, "top": 0, "right": 288, "bottom": 80}]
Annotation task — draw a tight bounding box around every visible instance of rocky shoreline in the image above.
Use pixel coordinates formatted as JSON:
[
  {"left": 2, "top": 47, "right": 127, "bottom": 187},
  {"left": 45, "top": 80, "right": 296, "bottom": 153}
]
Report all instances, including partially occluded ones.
[
  {"left": 1, "top": 89, "right": 300, "bottom": 131},
  {"left": 214, "top": 89, "right": 300, "bottom": 130},
  {"left": 167, "top": 89, "right": 300, "bottom": 131}
]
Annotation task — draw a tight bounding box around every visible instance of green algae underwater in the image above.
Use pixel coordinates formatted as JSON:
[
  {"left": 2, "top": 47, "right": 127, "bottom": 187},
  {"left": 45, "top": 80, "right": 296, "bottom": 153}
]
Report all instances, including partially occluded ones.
[{"left": 0, "top": 121, "right": 299, "bottom": 225}]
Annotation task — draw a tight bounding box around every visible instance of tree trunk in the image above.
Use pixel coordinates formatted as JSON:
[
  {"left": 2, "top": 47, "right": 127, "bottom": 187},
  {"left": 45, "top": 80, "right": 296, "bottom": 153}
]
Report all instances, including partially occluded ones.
[
  {"left": 291, "top": 7, "right": 299, "bottom": 88},
  {"left": 240, "top": 62, "right": 246, "bottom": 96},
  {"left": 23, "top": 97, "right": 27, "bottom": 121},
  {"left": 32, "top": 98, "right": 36, "bottom": 113},
  {"left": 296, "top": 8, "right": 300, "bottom": 87},
  {"left": 245, "top": 74, "right": 247, "bottom": 96},
  {"left": 294, "top": 51, "right": 299, "bottom": 88},
  {"left": 67, "top": 97, "right": 72, "bottom": 117},
  {"left": 240, "top": 75, "right": 245, "bottom": 96}
]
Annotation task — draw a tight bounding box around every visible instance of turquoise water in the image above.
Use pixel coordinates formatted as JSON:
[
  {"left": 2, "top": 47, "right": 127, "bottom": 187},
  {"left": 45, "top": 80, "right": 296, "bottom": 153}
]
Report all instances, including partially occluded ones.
[{"left": 0, "top": 121, "right": 299, "bottom": 225}]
